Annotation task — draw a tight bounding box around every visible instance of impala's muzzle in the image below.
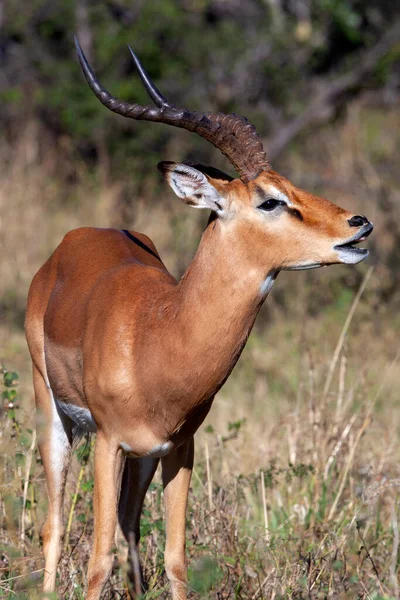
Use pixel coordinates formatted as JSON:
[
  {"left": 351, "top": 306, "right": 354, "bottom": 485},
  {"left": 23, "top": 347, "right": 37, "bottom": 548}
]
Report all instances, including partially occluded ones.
[{"left": 334, "top": 220, "right": 374, "bottom": 265}]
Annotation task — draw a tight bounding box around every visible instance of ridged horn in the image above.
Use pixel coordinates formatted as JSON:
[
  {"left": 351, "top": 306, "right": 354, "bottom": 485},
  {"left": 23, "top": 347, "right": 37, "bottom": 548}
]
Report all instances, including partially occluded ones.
[{"left": 75, "top": 37, "right": 270, "bottom": 182}]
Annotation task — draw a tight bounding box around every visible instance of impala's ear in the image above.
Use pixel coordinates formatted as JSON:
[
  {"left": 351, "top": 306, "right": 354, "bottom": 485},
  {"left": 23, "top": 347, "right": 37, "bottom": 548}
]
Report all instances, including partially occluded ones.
[{"left": 158, "top": 161, "right": 227, "bottom": 213}]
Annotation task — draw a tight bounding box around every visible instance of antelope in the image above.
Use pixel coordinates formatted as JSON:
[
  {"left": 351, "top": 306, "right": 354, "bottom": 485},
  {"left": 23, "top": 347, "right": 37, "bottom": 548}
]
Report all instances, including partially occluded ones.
[{"left": 25, "top": 38, "right": 373, "bottom": 600}]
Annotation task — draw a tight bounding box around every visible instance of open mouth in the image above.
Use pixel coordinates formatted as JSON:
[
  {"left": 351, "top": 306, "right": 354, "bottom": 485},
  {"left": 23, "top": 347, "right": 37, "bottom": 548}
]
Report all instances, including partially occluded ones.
[{"left": 334, "top": 223, "right": 373, "bottom": 264}]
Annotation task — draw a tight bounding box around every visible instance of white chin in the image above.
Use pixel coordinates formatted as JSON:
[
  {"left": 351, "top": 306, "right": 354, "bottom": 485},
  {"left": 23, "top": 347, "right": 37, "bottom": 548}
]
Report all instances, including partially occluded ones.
[{"left": 335, "top": 247, "right": 369, "bottom": 265}]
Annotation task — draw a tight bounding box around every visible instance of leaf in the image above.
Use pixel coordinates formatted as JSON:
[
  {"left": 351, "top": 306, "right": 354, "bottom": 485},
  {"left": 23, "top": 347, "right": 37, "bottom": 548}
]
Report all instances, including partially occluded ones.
[
  {"left": 4, "top": 371, "right": 19, "bottom": 387},
  {"left": 81, "top": 480, "right": 94, "bottom": 493},
  {"left": 188, "top": 555, "right": 223, "bottom": 594}
]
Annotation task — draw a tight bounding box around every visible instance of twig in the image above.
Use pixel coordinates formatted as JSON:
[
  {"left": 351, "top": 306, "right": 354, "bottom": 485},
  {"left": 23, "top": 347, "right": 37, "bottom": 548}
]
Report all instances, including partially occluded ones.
[
  {"left": 324, "top": 413, "right": 357, "bottom": 481},
  {"left": 0, "top": 584, "right": 16, "bottom": 596},
  {"left": 192, "top": 467, "right": 207, "bottom": 491},
  {"left": 250, "top": 569, "right": 275, "bottom": 600},
  {"left": 323, "top": 267, "right": 374, "bottom": 400},
  {"left": 359, "top": 579, "right": 373, "bottom": 600},
  {"left": 64, "top": 462, "right": 86, "bottom": 550},
  {"left": 205, "top": 441, "right": 213, "bottom": 511},
  {"left": 356, "top": 520, "right": 385, "bottom": 596},
  {"left": 309, "top": 558, "right": 329, "bottom": 592},
  {"left": 335, "top": 355, "right": 347, "bottom": 428},
  {"left": 68, "top": 522, "right": 87, "bottom": 559},
  {"left": 267, "top": 22, "right": 400, "bottom": 160},
  {"left": 366, "top": 347, "right": 400, "bottom": 414},
  {"left": 0, "top": 569, "right": 44, "bottom": 583},
  {"left": 205, "top": 441, "right": 217, "bottom": 540},
  {"left": 128, "top": 532, "right": 142, "bottom": 598},
  {"left": 328, "top": 415, "right": 371, "bottom": 521},
  {"left": 260, "top": 471, "right": 269, "bottom": 544},
  {"left": 20, "top": 428, "right": 36, "bottom": 542},
  {"left": 390, "top": 499, "right": 400, "bottom": 599}
]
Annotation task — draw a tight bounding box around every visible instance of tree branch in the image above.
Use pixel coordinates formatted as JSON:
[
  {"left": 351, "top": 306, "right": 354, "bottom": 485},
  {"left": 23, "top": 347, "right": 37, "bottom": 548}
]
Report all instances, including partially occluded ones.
[{"left": 267, "top": 21, "right": 400, "bottom": 161}]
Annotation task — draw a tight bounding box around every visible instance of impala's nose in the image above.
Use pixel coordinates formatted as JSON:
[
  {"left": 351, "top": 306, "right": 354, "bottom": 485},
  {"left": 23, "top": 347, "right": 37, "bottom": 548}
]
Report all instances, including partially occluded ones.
[{"left": 347, "top": 215, "right": 370, "bottom": 228}]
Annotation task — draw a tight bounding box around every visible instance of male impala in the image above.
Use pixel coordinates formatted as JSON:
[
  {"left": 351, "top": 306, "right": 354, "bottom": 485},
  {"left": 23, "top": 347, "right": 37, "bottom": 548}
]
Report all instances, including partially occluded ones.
[{"left": 25, "top": 38, "right": 373, "bottom": 599}]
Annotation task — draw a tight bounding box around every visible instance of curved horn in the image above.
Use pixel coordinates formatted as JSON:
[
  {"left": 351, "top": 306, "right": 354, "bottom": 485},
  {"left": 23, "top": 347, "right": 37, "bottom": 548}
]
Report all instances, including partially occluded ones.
[
  {"left": 74, "top": 37, "right": 270, "bottom": 182},
  {"left": 127, "top": 45, "right": 171, "bottom": 109}
]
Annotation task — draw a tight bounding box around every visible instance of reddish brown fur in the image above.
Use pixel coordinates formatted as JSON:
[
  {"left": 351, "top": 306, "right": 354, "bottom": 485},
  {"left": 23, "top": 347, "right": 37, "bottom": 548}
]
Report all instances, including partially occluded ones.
[{"left": 25, "top": 167, "right": 370, "bottom": 599}]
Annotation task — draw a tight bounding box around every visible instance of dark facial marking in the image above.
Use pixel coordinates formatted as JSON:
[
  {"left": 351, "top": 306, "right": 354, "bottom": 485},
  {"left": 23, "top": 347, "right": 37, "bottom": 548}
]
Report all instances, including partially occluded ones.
[
  {"left": 254, "top": 184, "right": 270, "bottom": 204},
  {"left": 287, "top": 207, "right": 303, "bottom": 221}
]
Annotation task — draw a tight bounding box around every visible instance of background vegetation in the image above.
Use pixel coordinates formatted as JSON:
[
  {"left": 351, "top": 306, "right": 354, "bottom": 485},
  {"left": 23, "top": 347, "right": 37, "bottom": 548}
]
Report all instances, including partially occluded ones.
[{"left": 1, "top": 0, "right": 400, "bottom": 598}]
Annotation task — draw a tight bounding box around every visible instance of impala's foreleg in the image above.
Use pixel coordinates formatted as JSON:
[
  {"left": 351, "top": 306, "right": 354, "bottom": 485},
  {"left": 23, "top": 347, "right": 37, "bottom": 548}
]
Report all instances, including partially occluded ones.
[
  {"left": 34, "top": 366, "right": 73, "bottom": 593},
  {"left": 161, "top": 438, "right": 194, "bottom": 600},
  {"left": 86, "top": 433, "right": 125, "bottom": 600},
  {"left": 118, "top": 456, "right": 159, "bottom": 595}
]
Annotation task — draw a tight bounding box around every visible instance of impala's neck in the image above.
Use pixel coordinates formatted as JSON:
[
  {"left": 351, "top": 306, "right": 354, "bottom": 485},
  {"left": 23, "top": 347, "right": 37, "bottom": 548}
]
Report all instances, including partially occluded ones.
[{"left": 166, "top": 217, "right": 276, "bottom": 403}]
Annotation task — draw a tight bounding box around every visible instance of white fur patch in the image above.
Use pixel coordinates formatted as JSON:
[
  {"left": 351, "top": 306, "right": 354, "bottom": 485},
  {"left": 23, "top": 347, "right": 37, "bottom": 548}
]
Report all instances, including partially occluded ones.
[
  {"left": 120, "top": 442, "right": 133, "bottom": 452},
  {"left": 42, "top": 352, "right": 71, "bottom": 478},
  {"left": 56, "top": 401, "right": 97, "bottom": 433},
  {"left": 120, "top": 440, "right": 173, "bottom": 458},
  {"left": 335, "top": 247, "right": 369, "bottom": 265},
  {"left": 147, "top": 441, "right": 173, "bottom": 457},
  {"left": 266, "top": 185, "right": 291, "bottom": 205},
  {"left": 260, "top": 271, "right": 277, "bottom": 296},
  {"left": 48, "top": 391, "right": 71, "bottom": 477}
]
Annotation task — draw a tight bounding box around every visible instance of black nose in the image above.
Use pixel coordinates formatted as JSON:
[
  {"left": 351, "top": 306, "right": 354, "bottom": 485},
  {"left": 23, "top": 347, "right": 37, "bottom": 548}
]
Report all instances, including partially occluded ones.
[{"left": 347, "top": 215, "right": 369, "bottom": 228}]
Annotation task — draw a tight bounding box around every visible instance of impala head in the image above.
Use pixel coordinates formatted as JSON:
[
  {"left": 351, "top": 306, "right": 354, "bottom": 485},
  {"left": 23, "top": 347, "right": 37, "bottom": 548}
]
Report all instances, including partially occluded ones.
[
  {"left": 75, "top": 38, "right": 373, "bottom": 273},
  {"left": 158, "top": 161, "right": 373, "bottom": 272}
]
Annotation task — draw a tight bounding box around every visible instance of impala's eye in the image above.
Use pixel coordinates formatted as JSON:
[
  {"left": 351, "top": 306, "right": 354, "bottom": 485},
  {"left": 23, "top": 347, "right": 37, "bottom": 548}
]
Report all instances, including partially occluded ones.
[{"left": 258, "top": 198, "right": 284, "bottom": 211}]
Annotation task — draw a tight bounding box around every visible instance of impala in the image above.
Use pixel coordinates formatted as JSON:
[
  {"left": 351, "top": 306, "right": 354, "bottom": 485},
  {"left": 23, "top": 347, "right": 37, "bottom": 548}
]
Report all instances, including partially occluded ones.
[{"left": 25, "top": 38, "right": 373, "bottom": 600}]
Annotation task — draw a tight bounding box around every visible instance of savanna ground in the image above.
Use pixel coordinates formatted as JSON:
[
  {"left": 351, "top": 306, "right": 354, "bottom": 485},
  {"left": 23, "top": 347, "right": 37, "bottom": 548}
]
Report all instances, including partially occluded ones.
[{"left": 1, "top": 99, "right": 400, "bottom": 599}]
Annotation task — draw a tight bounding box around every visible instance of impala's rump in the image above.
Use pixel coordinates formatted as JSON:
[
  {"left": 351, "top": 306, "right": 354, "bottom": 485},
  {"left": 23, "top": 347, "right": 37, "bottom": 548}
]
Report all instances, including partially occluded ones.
[{"left": 26, "top": 226, "right": 173, "bottom": 420}]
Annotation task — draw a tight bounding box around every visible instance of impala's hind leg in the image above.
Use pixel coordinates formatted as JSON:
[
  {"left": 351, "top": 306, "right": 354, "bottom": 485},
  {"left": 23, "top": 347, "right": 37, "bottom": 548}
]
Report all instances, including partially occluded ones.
[
  {"left": 161, "top": 438, "right": 194, "bottom": 600},
  {"left": 34, "top": 366, "right": 73, "bottom": 593},
  {"left": 86, "top": 433, "right": 125, "bottom": 600},
  {"left": 118, "top": 456, "right": 159, "bottom": 595}
]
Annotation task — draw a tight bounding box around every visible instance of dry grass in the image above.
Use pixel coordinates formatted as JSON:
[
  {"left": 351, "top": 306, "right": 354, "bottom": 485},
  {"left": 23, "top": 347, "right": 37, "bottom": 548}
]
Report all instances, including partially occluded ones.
[
  {"left": 1, "top": 103, "right": 400, "bottom": 598},
  {"left": 2, "top": 306, "right": 400, "bottom": 599}
]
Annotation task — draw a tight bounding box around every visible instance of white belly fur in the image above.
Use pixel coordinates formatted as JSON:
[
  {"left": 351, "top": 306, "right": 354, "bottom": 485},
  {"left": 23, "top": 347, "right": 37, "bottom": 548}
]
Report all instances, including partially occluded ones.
[
  {"left": 55, "top": 402, "right": 171, "bottom": 457},
  {"left": 120, "top": 440, "right": 173, "bottom": 458}
]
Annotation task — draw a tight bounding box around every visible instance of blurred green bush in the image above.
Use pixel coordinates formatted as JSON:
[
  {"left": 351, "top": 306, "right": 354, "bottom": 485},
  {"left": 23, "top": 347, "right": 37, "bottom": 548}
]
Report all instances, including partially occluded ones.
[{"left": 1, "top": 0, "right": 399, "bottom": 178}]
